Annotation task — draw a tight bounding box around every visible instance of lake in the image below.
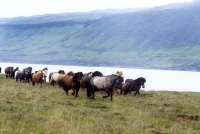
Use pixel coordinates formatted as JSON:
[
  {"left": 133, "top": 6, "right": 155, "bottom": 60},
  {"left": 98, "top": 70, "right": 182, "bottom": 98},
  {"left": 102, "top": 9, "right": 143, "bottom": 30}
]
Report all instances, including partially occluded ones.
[{"left": 1, "top": 62, "right": 200, "bottom": 92}]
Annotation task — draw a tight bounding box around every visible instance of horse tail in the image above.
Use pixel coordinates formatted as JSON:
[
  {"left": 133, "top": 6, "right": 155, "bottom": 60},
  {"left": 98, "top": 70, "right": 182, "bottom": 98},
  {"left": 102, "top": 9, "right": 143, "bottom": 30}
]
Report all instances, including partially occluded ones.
[{"left": 61, "top": 82, "right": 67, "bottom": 92}]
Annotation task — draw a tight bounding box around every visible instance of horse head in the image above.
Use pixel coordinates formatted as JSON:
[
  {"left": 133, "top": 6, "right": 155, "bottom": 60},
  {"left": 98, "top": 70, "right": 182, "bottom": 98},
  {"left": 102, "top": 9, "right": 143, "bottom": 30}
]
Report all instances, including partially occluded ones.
[
  {"left": 41, "top": 69, "right": 48, "bottom": 82},
  {"left": 72, "top": 72, "right": 83, "bottom": 82},
  {"left": 138, "top": 77, "right": 146, "bottom": 88},
  {"left": 15, "top": 67, "right": 19, "bottom": 71},
  {"left": 116, "top": 76, "right": 124, "bottom": 88},
  {"left": 42, "top": 67, "right": 48, "bottom": 71},
  {"left": 58, "top": 70, "right": 65, "bottom": 74}
]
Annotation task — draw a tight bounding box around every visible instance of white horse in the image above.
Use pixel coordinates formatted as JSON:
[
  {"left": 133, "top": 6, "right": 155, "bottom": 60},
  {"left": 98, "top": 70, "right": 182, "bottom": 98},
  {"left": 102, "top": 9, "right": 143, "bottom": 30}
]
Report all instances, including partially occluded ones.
[{"left": 50, "top": 72, "right": 62, "bottom": 85}]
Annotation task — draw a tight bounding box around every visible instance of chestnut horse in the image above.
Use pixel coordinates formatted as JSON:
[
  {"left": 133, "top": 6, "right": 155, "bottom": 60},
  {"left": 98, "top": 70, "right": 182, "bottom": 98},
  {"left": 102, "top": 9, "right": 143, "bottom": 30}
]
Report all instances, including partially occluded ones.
[{"left": 61, "top": 72, "right": 83, "bottom": 97}]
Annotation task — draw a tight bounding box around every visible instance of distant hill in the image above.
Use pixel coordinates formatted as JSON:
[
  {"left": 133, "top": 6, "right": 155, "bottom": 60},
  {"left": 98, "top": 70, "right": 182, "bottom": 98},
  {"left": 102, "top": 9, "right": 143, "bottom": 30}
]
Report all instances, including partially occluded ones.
[{"left": 1, "top": 1, "right": 200, "bottom": 71}]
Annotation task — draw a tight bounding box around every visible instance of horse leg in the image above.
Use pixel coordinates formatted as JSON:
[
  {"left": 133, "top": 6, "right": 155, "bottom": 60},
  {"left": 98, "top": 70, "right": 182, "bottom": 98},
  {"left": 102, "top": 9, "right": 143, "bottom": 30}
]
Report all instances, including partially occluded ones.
[
  {"left": 103, "top": 89, "right": 110, "bottom": 98},
  {"left": 75, "top": 89, "right": 79, "bottom": 97},
  {"left": 91, "top": 90, "right": 95, "bottom": 99},
  {"left": 110, "top": 90, "right": 113, "bottom": 101},
  {"left": 71, "top": 89, "right": 75, "bottom": 96},
  {"left": 138, "top": 90, "right": 141, "bottom": 96},
  {"left": 134, "top": 91, "right": 138, "bottom": 96}
]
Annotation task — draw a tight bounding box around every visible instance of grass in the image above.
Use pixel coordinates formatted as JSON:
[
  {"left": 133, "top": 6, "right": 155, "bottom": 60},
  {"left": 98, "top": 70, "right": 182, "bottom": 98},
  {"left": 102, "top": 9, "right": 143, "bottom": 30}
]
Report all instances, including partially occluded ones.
[{"left": 0, "top": 74, "right": 200, "bottom": 134}]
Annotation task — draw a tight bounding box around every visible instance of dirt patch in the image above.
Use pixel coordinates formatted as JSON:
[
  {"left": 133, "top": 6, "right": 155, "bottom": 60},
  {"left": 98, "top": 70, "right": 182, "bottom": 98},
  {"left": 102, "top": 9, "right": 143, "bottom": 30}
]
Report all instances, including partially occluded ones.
[
  {"left": 87, "top": 105, "right": 108, "bottom": 109},
  {"left": 163, "top": 103, "right": 171, "bottom": 107},
  {"left": 177, "top": 114, "right": 200, "bottom": 121}
]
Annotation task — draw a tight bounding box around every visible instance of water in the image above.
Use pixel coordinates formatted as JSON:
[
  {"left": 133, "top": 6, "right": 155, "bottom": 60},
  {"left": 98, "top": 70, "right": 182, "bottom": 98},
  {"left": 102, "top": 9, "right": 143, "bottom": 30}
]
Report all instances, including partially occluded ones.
[{"left": 1, "top": 62, "right": 200, "bottom": 92}]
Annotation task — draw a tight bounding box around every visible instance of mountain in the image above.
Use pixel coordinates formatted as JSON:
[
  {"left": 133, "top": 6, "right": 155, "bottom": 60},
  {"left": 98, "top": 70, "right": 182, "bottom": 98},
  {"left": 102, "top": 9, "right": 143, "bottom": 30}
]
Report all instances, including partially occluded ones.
[{"left": 1, "top": 1, "right": 200, "bottom": 71}]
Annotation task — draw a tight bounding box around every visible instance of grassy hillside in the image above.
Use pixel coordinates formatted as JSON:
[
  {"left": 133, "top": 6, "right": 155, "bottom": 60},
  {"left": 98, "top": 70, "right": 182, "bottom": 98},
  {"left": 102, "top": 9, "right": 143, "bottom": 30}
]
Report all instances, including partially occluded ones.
[
  {"left": 0, "top": 74, "right": 200, "bottom": 133},
  {"left": 1, "top": 1, "right": 200, "bottom": 71}
]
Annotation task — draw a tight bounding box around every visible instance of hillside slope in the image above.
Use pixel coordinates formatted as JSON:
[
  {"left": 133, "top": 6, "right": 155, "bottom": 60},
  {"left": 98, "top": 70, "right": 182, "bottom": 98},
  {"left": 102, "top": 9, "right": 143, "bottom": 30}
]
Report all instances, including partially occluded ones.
[{"left": 1, "top": 1, "right": 200, "bottom": 71}]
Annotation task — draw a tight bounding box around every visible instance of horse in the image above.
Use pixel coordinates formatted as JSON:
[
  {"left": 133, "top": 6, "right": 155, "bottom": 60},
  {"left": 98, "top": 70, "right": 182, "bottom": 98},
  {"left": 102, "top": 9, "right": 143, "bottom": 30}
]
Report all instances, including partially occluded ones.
[
  {"left": 35, "top": 68, "right": 48, "bottom": 82},
  {"left": 16, "top": 67, "right": 32, "bottom": 82},
  {"left": 0, "top": 67, "right": 1, "bottom": 73},
  {"left": 61, "top": 72, "right": 83, "bottom": 97},
  {"left": 24, "top": 67, "right": 33, "bottom": 82},
  {"left": 81, "top": 71, "right": 104, "bottom": 97},
  {"left": 125, "top": 77, "right": 146, "bottom": 96},
  {"left": 90, "top": 74, "right": 124, "bottom": 101},
  {"left": 120, "top": 81, "right": 134, "bottom": 95},
  {"left": 49, "top": 70, "right": 67, "bottom": 86},
  {"left": 112, "top": 71, "right": 124, "bottom": 95},
  {"left": 4, "top": 66, "right": 14, "bottom": 78},
  {"left": 10, "top": 67, "right": 19, "bottom": 79},
  {"left": 57, "top": 71, "right": 75, "bottom": 87},
  {"left": 49, "top": 72, "right": 54, "bottom": 83},
  {"left": 32, "top": 69, "right": 48, "bottom": 87}
]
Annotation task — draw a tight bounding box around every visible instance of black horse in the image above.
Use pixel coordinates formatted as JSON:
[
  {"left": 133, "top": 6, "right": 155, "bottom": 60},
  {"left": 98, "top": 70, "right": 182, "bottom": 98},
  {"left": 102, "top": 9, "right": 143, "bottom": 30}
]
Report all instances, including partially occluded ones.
[
  {"left": 81, "top": 71, "right": 103, "bottom": 97},
  {"left": 16, "top": 67, "right": 32, "bottom": 82},
  {"left": 0, "top": 67, "right": 1, "bottom": 73},
  {"left": 90, "top": 74, "right": 124, "bottom": 101},
  {"left": 125, "top": 77, "right": 146, "bottom": 96}
]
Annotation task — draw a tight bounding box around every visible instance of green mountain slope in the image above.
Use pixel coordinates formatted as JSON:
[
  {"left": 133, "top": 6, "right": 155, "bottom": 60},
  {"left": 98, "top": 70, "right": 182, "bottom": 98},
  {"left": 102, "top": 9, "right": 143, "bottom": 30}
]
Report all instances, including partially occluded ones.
[{"left": 1, "top": 1, "right": 200, "bottom": 71}]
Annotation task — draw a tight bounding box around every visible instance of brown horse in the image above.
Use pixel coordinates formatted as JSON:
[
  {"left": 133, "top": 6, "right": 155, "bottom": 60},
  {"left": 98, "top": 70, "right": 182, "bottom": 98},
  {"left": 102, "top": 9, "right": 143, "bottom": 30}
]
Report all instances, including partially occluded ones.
[
  {"left": 120, "top": 81, "right": 134, "bottom": 95},
  {"left": 32, "top": 69, "right": 48, "bottom": 87},
  {"left": 61, "top": 72, "right": 83, "bottom": 97},
  {"left": 4, "top": 66, "right": 14, "bottom": 78},
  {"left": 57, "top": 71, "right": 75, "bottom": 87}
]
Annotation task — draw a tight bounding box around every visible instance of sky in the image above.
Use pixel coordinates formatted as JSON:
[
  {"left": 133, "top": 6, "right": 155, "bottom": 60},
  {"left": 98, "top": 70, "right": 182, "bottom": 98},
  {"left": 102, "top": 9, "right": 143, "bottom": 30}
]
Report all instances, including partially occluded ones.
[{"left": 0, "top": 0, "right": 193, "bottom": 18}]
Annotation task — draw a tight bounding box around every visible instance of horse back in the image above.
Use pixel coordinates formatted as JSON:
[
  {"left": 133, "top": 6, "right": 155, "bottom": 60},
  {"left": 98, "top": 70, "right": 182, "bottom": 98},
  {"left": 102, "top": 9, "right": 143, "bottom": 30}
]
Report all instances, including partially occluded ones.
[{"left": 91, "top": 76, "right": 106, "bottom": 89}]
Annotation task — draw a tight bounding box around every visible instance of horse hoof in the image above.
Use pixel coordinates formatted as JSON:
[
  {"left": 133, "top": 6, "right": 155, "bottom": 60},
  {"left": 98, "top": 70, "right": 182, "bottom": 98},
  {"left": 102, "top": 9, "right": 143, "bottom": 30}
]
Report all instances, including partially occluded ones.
[{"left": 103, "top": 96, "right": 107, "bottom": 98}]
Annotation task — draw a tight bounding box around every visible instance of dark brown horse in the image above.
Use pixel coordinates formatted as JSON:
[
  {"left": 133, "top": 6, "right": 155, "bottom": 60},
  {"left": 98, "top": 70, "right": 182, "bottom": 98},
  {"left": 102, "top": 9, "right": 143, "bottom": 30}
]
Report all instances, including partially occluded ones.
[
  {"left": 61, "top": 72, "right": 83, "bottom": 97},
  {"left": 120, "top": 81, "right": 133, "bottom": 95},
  {"left": 4, "top": 66, "right": 14, "bottom": 78}
]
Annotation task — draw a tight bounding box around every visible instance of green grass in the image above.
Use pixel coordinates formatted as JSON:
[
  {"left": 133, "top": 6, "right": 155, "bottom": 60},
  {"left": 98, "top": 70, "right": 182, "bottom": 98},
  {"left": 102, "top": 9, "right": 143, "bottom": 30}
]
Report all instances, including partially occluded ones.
[{"left": 0, "top": 74, "right": 200, "bottom": 134}]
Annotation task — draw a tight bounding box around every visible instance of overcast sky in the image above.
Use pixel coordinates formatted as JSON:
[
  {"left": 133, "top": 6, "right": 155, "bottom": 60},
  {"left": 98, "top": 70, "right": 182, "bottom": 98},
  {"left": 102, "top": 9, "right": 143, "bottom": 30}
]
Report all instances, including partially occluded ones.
[{"left": 0, "top": 0, "right": 193, "bottom": 18}]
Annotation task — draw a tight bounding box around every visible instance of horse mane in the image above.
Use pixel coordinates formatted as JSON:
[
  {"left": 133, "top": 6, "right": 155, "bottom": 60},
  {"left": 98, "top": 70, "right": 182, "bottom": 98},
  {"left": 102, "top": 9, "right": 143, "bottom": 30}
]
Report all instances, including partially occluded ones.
[
  {"left": 67, "top": 71, "right": 75, "bottom": 76},
  {"left": 42, "top": 68, "right": 48, "bottom": 71},
  {"left": 14, "top": 67, "right": 19, "bottom": 71},
  {"left": 91, "top": 71, "right": 103, "bottom": 77},
  {"left": 116, "top": 71, "right": 124, "bottom": 78},
  {"left": 88, "top": 72, "right": 93, "bottom": 77},
  {"left": 136, "top": 77, "right": 146, "bottom": 82},
  {"left": 41, "top": 69, "right": 48, "bottom": 77}
]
